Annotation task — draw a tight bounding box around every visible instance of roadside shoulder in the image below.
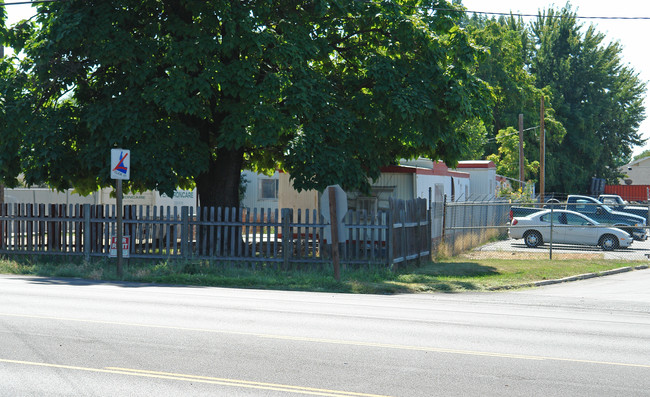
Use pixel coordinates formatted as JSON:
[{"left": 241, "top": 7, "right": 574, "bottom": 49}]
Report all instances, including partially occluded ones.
[{"left": 489, "top": 265, "right": 649, "bottom": 291}]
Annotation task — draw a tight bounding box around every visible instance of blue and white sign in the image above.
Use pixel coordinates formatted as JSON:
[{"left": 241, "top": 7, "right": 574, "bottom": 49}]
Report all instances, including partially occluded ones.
[{"left": 111, "top": 149, "right": 130, "bottom": 180}]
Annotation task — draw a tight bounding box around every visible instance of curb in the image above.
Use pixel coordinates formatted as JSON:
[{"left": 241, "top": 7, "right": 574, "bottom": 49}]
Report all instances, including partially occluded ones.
[{"left": 489, "top": 264, "right": 649, "bottom": 291}]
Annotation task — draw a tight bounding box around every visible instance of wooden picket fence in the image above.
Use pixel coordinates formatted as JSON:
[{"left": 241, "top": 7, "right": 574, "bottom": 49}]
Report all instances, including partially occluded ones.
[
  {"left": 389, "top": 198, "right": 430, "bottom": 266},
  {"left": 0, "top": 199, "right": 430, "bottom": 267}
]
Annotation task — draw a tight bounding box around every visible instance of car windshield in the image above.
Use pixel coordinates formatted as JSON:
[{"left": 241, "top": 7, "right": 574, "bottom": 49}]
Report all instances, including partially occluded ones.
[{"left": 600, "top": 204, "right": 612, "bottom": 212}]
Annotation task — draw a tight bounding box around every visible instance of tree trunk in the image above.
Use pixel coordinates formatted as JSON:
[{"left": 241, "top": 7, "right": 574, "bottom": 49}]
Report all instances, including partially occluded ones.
[
  {"left": 194, "top": 147, "right": 244, "bottom": 256},
  {"left": 195, "top": 147, "right": 244, "bottom": 209}
]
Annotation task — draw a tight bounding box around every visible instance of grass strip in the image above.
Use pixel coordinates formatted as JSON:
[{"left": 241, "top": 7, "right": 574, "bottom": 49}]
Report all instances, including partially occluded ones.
[{"left": 0, "top": 255, "right": 645, "bottom": 294}]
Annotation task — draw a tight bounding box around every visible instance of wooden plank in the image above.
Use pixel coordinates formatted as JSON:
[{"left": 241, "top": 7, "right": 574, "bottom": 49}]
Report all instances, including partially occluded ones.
[
  {"left": 213, "top": 207, "right": 220, "bottom": 257},
  {"left": 251, "top": 208, "right": 258, "bottom": 264},
  {"left": 230, "top": 207, "right": 237, "bottom": 257},
  {"left": 307, "top": 209, "right": 314, "bottom": 259},
  {"left": 268, "top": 208, "right": 273, "bottom": 258},
  {"left": 38, "top": 204, "right": 45, "bottom": 250},
  {"left": 172, "top": 206, "right": 177, "bottom": 255},
  {"left": 319, "top": 211, "right": 327, "bottom": 260},
  {"left": 296, "top": 209, "right": 302, "bottom": 260},
  {"left": 244, "top": 208, "right": 250, "bottom": 258},
  {"left": 231, "top": 207, "right": 237, "bottom": 256}
]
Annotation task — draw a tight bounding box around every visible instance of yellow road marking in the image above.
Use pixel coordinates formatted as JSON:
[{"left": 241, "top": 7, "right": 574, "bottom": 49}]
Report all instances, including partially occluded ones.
[
  {"left": 2, "top": 312, "right": 650, "bottom": 369},
  {"left": 0, "top": 358, "right": 390, "bottom": 397}
]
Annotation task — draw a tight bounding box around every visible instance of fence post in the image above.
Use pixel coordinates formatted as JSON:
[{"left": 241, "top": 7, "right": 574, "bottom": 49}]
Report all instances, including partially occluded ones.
[
  {"left": 181, "top": 206, "right": 189, "bottom": 259},
  {"left": 83, "top": 204, "right": 91, "bottom": 262},
  {"left": 0, "top": 203, "right": 4, "bottom": 249},
  {"left": 428, "top": 188, "right": 432, "bottom": 261},
  {"left": 400, "top": 205, "right": 407, "bottom": 268},
  {"left": 549, "top": 205, "right": 554, "bottom": 261},
  {"left": 441, "top": 195, "right": 447, "bottom": 242},
  {"left": 281, "top": 208, "right": 293, "bottom": 269},
  {"left": 386, "top": 209, "right": 393, "bottom": 267}
]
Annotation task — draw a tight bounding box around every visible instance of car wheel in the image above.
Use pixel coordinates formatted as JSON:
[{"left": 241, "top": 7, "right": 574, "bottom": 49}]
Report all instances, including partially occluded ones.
[
  {"left": 523, "top": 230, "right": 542, "bottom": 248},
  {"left": 543, "top": 198, "right": 561, "bottom": 209},
  {"left": 599, "top": 234, "right": 619, "bottom": 251}
]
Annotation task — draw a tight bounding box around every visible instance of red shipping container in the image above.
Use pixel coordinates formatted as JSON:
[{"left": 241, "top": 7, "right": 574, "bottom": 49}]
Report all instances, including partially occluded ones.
[{"left": 604, "top": 185, "right": 650, "bottom": 203}]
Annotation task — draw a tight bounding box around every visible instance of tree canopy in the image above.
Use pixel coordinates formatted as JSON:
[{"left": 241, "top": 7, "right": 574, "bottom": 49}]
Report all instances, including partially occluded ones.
[
  {"left": 486, "top": 127, "right": 539, "bottom": 184},
  {"left": 463, "top": 5, "right": 645, "bottom": 195},
  {"left": 530, "top": 6, "right": 646, "bottom": 193},
  {"left": 0, "top": 0, "right": 492, "bottom": 207},
  {"left": 633, "top": 150, "right": 650, "bottom": 161},
  {"left": 1, "top": 1, "right": 646, "bottom": 203},
  {"left": 464, "top": 13, "right": 565, "bottom": 189}
]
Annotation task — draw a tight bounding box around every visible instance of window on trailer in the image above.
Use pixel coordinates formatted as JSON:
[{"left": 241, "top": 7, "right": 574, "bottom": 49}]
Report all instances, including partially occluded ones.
[{"left": 258, "top": 179, "right": 279, "bottom": 200}]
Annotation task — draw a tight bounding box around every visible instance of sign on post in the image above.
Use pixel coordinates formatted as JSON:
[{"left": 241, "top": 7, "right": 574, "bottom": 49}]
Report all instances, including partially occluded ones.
[
  {"left": 110, "top": 148, "right": 130, "bottom": 277},
  {"left": 111, "top": 149, "right": 130, "bottom": 180},
  {"left": 109, "top": 236, "right": 130, "bottom": 258},
  {"left": 321, "top": 185, "right": 347, "bottom": 282},
  {"left": 320, "top": 184, "right": 347, "bottom": 243}
]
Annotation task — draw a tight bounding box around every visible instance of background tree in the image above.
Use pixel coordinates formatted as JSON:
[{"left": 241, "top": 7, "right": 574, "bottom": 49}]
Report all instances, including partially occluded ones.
[
  {"left": 464, "top": 14, "right": 565, "bottom": 190},
  {"left": 0, "top": 0, "right": 492, "bottom": 208},
  {"left": 530, "top": 6, "right": 646, "bottom": 194},
  {"left": 486, "top": 127, "right": 539, "bottom": 186},
  {"left": 633, "top": 150, "right": 650, "bottom": 161},
  {"left": 0, "top": 4, "right": 5, "bottom": 206},
  {"left": 464, "top": 15, "right": 536, "bottom": 151}
]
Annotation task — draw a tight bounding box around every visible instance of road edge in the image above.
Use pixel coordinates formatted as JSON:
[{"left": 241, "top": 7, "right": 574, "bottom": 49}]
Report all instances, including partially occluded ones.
[{"left": 489, "top": 264, "right": 649, "bottom": 291}]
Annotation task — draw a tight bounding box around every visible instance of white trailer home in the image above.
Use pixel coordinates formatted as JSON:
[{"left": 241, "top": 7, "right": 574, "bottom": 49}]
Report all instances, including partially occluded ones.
[
  {"left": 240, "top": 170, "right": 319, "bottom": 222},
  {"left": 454, "top": 160, "right": 498, "bottom": 201},
  {"left": 240, "top": 159, "right": 473, "bottom": 215},
  {"left": 4, "top": 187, "right": 197, "bottom": 212},
  {"left": 345, "top": 159, "right": 471, "bottom": 212}
]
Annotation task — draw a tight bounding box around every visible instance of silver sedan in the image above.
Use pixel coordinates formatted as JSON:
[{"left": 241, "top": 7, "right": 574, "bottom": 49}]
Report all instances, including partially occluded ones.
[{"left": 509, "top": 209, "right": 633, "bottom": 250}]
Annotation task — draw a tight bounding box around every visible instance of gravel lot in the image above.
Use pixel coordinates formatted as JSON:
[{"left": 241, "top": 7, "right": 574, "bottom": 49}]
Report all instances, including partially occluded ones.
[{"left": 469, "top": 235, "right": 650, "bottom": 261}]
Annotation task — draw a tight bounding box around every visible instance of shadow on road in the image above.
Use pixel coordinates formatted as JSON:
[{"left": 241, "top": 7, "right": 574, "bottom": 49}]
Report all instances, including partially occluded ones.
[{"left": 20, "top": 276, "right": 193, "bottom": 289}]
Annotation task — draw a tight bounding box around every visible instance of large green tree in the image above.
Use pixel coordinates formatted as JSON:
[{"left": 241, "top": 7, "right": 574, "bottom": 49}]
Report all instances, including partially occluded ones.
[
  {"left": 464, "top": 13, "right": 565, "bottom": 189},
  {"left": 530, "top": 6, "right": 646, "bottom": 194},
  {"left": 0, "top": 0, "right": 491, "bottom": 208},
  {"left": 486, "top": 127, "right": 539, "bottom": 185}
]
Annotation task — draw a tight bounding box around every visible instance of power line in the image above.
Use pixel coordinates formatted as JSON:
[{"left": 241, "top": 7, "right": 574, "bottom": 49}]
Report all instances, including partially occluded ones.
[
  {"left": 3, "top": 1, "right": 649, "bottom": 21},
  {"left": 0, "top": 1, "right": 60, "bottom": 5},
  {"left": 446, "top": 8, "right": 650, "bottom": 21},
  {"left": 351, "top": 1, "right": 650, "bottom": 22},
  {"left": 486, "top": 125, "right": 539, "bottom": 143}
]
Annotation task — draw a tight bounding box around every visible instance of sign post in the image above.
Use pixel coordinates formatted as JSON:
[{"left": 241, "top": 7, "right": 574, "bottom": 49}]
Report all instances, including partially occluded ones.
[
  {"left": 110, "top": 149, "right": 130, "bottom": 277},
  {"left": 328, "top": 187, "right": 340, "bottom": 281},
  {"left": 320, "top": 185, "right": 347, "bottom": 282}
]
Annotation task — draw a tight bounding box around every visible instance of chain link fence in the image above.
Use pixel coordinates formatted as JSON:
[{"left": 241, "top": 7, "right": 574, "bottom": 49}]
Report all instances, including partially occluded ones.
[{"left": 436, "top": 199, "right": 650, "bottom": 261}]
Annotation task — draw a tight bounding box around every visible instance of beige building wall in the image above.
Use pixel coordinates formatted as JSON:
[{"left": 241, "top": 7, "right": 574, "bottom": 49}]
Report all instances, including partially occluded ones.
[
  {"left": 278, "top": 172, "right": 319, "bottom": 216},
  {"left": 620, "top": 156, "right": 650, "bottom": 185}
]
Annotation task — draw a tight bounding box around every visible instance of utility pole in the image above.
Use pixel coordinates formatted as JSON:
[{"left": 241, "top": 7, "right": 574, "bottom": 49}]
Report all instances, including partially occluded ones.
[
  {"left": 0, "top": 38, "right": 4, "bottom": 207},
  {"left": 539, "top": 96, "right": 546, "bottom": 203},
  {"left": 518, "top": 113, "right": 524, "bottom": 190}
]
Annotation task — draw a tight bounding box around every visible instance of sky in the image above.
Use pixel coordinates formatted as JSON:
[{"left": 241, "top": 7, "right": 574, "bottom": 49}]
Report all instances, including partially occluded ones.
[
  {"left": 462, "top": 0, "right": 650, "bottom": 158},
  {"left": 3, "top": 0, "right": 650, "bottom": 158}
]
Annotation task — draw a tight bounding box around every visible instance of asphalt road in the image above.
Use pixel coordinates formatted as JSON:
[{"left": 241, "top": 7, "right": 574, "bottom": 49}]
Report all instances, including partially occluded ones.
[{"left": 1, "top": 271, "right": 649, "bottom": 396}]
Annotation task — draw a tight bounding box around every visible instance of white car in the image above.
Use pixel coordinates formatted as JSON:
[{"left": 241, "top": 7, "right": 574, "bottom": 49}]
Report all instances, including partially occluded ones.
[{"left": 509, "top": 209, "right": 633, "bottom": 250}]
